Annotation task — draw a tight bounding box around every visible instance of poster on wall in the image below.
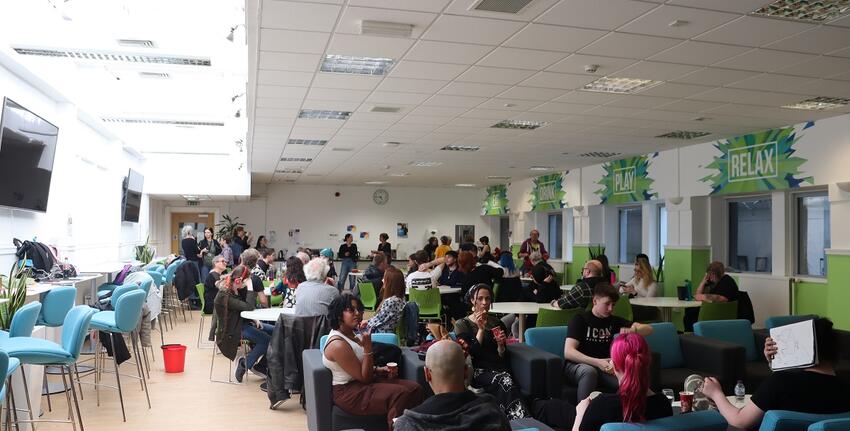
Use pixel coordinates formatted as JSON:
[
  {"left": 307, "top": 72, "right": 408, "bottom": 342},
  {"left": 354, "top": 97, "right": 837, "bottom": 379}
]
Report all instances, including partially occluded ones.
[
  {"left": 482, "top": 184, "right": 509, "bottom": 215},
  {"left": 397, "top": 223, "right": 408, "bottom": 238},
  {"left": 529, "top": 173, "right": 566, "bottom": 211},
  {"left": 700, "top": 124, "right": 814, "bottom": 195},
  {"left": 346, "top": 225, "right": 356, "bottom": 232},
  {"left": 360, "top": 232, "right": 369, "bottom": 240},
  {"left": 595, "top": 155, "right": 658, "bottom": 204}
]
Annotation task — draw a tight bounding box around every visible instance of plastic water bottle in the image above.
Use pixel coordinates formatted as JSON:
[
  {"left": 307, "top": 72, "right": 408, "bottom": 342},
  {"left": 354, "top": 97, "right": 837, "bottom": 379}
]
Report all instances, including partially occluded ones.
[
  {"left": 735, "top": 380, "right": 746, "bottom": 401},
  {"left": 684, "top": 279, "right": 692, "bottom": 300}
]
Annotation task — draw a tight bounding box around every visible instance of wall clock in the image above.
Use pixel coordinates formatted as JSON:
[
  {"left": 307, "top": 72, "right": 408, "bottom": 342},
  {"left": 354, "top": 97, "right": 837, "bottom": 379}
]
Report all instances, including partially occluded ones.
[{"left": 373, "top": 189, "right": 389, "bottom": 205}]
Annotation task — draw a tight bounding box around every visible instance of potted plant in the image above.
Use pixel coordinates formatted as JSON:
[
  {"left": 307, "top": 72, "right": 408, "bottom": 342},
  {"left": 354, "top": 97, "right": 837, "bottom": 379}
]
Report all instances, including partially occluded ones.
[
  {"left": 655, "top": 255, "right": 665, "bottom": 294},
  {"left": 135, "top": 236, "right": 154, "bottom": 264},
  {"left": 215, "top": 215, "right": 245, "bottom": 239},
  {"left": 588, "top": 245, "right": 606, "bottom": 260},
  {"left": 0, "top": 259, "right": 32, "bottom": 330}
]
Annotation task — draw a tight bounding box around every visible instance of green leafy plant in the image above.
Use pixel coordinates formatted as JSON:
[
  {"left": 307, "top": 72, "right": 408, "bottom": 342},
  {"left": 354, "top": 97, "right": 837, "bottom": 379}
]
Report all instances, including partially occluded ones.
[
  {"left": 215, "top": 214, "right": 245, "bottom": 239},
  {"left": 135, "top": 236, "right": 154, "bottom": 264},
  {"left": 588, "top": 245, "right": 606, "bottom": 260},
  {"left": 0, "top": 260, "right": 32, "bottom": 330},
  {"left": 654, "top": 255, "right": 665, "bottom": 283}
]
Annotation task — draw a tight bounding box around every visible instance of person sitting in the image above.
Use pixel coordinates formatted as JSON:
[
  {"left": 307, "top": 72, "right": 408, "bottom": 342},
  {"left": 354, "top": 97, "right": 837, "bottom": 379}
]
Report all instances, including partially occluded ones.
[
  {"left": 406, "top": 250, "right": 443, "bottom": 291},
  {"left": 424, "top": 237, "right": 438, "bottom": 261},
  {"left": 551, "top": 260, "right": 606, "bottom": 310},
  {"left": 478, "top": 236, "right": 494, "bottom": 264},
  {"left": 437, "top": 251, "right": 463, "bottom": 288},
  {"left": 295, "top": 258, "right": 340, "bottom": 317},
  {"left": 319, "top": 248, "right": 338, "bottom": 283},
  {"left": 256, "top": 247, "right": 276, "bottom": 280},
  {"left": 219, "top": 236, "right": 234, "bottom": 267},
  {"left": 323, "top": 293, "right": 423, "bottom": 429},
  {"left": 529, "top": 262, "right": 560, "bottom": 304},
  {"left": 499, "top": 250, "right": 521, "bottom": 278},
  {"left": 620, "top": 258, "right": 657, "bottom": 298},
  {"left": 241, "top": 249, "right": 269, "bottom": 308},
  {"left": 360, "top": 266, "right": 406, "bottom": 334},
  {"left": 395, "top": 340, "right": 511, "bottom": 431},
  {"left": 702, "top": 317, "right": 850, "bottom": 430},
  {"left": 563, "top": 283, "right": 653, "bottom": 401},
  {"left": 454, "top": 283, "right": 529, "bottom": 419},
  {"left": 406, "top": 253, "right": 418, "bottom": 277},
  {"left": 213, "top": 265, "right": 273, "bottom": 382},
  {"left": 458, "top": 251, "right": 504, "bottom": 300},
  {"left": 279, "top": 256, "right": 305, "bottom": 308},
  {"left": 435, "top": 236, "right": 452, "bottom": 258},
  {"left": 684, "top": 261, "right": 739, "bottom": 332},
  {"left": 204, "top": 255, "right": 227, "bottom": 314},
  {"left": 459, "top": 234, "right": 477, "bottom": 253},
  {"left": 296, "top": 251, "right": 311, "bottom": 265},
  {"left": 363, "top": 253, "right": 388, "bottom": 295},
  {"left": 571, "top": 333, "right": 672, "bottom": 431},
  {"left": 596, "top": 254, "right": 617, "bottom": 285}
]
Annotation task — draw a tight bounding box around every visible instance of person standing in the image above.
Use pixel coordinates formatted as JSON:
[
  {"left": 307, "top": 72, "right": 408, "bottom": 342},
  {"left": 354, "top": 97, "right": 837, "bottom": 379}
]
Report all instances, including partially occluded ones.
[
  {"left": 517, "top": 230, "right": 548, "bottom": 274},
  {"left": 373, "top": 233, "right": 392, "bottom": 262},
  {"left": 424, "top": 237, "right": 439, "bottom": 260},
  {"left": 337, "top": 234, "right": 358, "bottom": 292},
  {"left": 230, "top": 227, "right": 246, "bottom": 266},
  {"left": 181, "top": 225, "right": 203, "bottom": 284},
  {"left": 255, "top": 235, "right": 268, "bottom": 250},
  {"left": 435, "top": 236, "right": 452, "bottom": 259},
  {"left": 198, "top": 227, "right": 221, "bottom": 282}
]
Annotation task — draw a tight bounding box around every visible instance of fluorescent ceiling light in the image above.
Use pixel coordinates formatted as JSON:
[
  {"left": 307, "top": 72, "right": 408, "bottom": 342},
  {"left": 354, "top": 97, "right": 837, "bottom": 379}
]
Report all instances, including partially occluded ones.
[
  {"left": 280, "top": 157, "right": 313, "bottom": 162},
  {"left": 579, "top": 151, "right": 622, "bottom": 158},
  {"left": 276, "top": 169, "right": 303, "bottom": 174},
  {"left": 409, "top": 161, "right": 443, "bottom": 167},
  {"left": 582, "top": 76, "right": 662, "bottom": 94},
  {"left": 487, "top": 175, "right": 511, "bottom": 180},
  {"left": 365, "top": 181, "right": 388, "bottom": 185},
  {"left": 388, "top": 172, "right": 410, "bottom": 177},
  {"left": 656, "top": 130, "right": 711, "bottom": 139},
  {"left": 12, "top": 47, "right": 211, "bottom": 66},
  {"left": 383, "top": 142, "right": 401, "bottom": 148},
  {"left": 321, "top": 55, "right": 395, "bottom": 76},
  {"left": 455, "top": 183, "right": 476, "bottom": 187},
  {"left": 752, "top": 0, "right": 850, "bottom": 22},
  {"left": 101, "top": 118, "right": 224, "bottom": 126},
  {"left": 491, "top": 120, "right": 549, "bottom": 130},
  {"left": 298, "top": 109, "right": 352, "bottom": 120},
  {"left": 287, "top": 139, "right": 327, "bottom": 146},
  {"left": 331, "top": 147, "right": 354, "bottom": 152},
  {"left": 782, "top": 96, "right": 850, "bottom": 111},
  {"left": 441, "top": 145, "right": 480, "bottom": 152},
  {"left": 359, "top": 20, "right": 414, "bottom": 38},
  {"left": 529, "top": 166, "right": 552, "bottom": 171}
]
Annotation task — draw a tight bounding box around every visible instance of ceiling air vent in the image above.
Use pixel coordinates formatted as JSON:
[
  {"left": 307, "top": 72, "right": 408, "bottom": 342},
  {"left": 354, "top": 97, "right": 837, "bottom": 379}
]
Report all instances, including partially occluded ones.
[
  {"left": 331, "top": 147, "right": 354, "bottom": 152},
  {"left": 578, "top": 151, "right": 622, "bottom": 158},
  {"left": 656, "top": 130, "right": 711, "bottom": 140},
  {"left": 101, "top": 117, "right": 224, "bottom": 126},
  {"left": 472, "top": 0, "right": 535, "bottom": 14},
  {"left": 117, "top": 39, "right": 156, "bottom": 48},
  {"left": 369, "top": 106, "right": 401, "bottom": 113},
  {"left": 12, "top": 46, "right": 211, "bottom": 66}
]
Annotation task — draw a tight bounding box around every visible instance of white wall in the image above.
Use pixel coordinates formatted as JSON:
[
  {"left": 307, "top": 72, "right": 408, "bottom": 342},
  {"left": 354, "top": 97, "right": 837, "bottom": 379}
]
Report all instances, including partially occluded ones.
[{"left": 0, "top": 54, "right": 149, "bottom": 269}]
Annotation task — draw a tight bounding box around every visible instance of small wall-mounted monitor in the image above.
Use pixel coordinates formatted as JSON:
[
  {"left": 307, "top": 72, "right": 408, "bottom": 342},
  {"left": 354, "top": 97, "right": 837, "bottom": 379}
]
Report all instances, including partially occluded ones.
[{"left": 121, "top": 168, "right": 144, "bottom": 222}]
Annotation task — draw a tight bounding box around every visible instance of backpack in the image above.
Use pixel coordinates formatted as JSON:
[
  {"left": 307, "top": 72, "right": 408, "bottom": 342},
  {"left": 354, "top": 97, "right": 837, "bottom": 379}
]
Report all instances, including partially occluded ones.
[{"left": 13, "top": 238, "right": 55, "bottom": 273}]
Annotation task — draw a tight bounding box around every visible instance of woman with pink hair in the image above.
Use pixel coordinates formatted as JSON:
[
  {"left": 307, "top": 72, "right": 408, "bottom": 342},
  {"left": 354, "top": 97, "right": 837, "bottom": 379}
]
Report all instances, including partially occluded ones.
[{"left": 572, "top": 333, "right": 672, "bottom": 431}]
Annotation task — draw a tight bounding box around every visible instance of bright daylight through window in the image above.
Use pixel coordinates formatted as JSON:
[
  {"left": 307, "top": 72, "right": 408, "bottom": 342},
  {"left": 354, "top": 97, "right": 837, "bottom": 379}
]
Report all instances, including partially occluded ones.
[{"left": 797, "top": 192, "right": 830, "bottom": 276}]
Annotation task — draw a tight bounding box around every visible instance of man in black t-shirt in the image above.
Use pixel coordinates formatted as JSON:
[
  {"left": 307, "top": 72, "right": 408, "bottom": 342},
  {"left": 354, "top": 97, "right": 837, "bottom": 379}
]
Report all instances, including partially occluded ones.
[
  {"left": 702, "top": 318, "right": 850, "bottom": 430},
  {"left": 563, "top": 283, "right": 653, "bottom": 401},
  {"left": 684, "top": 261, "right": 739, "bottom": 331}
]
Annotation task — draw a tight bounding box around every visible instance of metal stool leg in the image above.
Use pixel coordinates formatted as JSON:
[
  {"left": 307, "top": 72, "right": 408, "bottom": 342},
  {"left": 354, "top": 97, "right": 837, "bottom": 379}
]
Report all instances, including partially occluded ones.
[
  {"left": 66, "top": 365, "right": 85, "bottom": 431},
  {"left": 130, "top": 333, "right": 151, "bottom": 409},
  {"left": 108, "top": 335, "right": 126, "bottom": 422},
  {"left": 19, "top": 369, "right": 35, "bottom": 431},
  {"left": 42, "top": 372, "right": 52, "bottom": 412},
  {"left": 58, "top": 365, "right": 77, "bottom": 431}
]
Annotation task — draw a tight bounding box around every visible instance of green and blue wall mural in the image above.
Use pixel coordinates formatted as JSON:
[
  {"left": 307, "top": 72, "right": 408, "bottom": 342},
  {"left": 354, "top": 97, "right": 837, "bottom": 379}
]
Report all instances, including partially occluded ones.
[
  {"left": 529, "top": 173, "right": 566, "bottom": 211},
  {"left": 595, "top": 155, "right": 658, "bottom": 204},
  {"left": 482, "top": 184, "right": 509, "bottom": 215},
  {"left": 700, "top": 123, "right": 814, "bottom": 195}
]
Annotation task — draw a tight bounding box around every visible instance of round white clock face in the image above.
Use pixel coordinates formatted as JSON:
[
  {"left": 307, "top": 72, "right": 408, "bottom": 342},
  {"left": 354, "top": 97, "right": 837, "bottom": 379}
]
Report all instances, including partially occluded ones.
[{"left": 373, "top": 189, "right": 389, "bottom": 205}]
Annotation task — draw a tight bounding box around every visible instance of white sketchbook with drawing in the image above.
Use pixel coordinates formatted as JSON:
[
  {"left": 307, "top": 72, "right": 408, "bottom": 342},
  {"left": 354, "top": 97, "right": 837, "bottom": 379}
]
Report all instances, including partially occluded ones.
[{"left": 769, "top": 319, "right": 817, "bottom": 371}]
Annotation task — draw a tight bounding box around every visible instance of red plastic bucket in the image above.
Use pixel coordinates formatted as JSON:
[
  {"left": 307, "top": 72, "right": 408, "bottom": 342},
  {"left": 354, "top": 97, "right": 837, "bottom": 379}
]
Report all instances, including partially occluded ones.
[{"left": 161, "top": 344, "right": 187, "bottom": 373}]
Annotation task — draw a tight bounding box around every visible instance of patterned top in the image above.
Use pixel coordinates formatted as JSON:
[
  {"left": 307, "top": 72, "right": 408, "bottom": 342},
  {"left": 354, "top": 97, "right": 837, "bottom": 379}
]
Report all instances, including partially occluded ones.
[
  {"left": 556, "top": 276, "right": 605, "bottom": 310},
  {"left": 367, "top": 296, "right": 405, "bottom": 333}
]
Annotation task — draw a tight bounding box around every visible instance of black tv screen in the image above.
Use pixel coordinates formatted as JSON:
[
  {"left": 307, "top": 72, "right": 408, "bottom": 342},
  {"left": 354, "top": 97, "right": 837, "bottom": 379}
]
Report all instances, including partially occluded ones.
[
  {"left": 0, "top": 98, "right": 59, "bottom": 212},
  {"left": 122, "top": 169, "right": 143, "bottom": 222}
]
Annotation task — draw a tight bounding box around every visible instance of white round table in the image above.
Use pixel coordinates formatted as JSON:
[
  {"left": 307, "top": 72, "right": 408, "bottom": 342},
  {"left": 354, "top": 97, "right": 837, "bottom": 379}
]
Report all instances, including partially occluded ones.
[
  {"left": 406, "top": 286, "right": 461, "bottom": 295},
  {"left": 488, "top": 302, "right": 560, "bottom": 342},
  {"left": 347, "top": 271, "right": 367, "bottom": 291},
  {"left": 629, "top": 297, "right": 702, "bottom": 322},
  {"left": 240, "top": 307, "right": 296, "bottom": 321}
]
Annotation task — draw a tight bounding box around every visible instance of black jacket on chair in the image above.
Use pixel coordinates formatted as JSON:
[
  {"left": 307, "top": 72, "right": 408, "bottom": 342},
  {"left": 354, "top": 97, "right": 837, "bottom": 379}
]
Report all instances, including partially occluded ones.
[
  {"left": 266, "top": 314, "right": 331, "bottom": 408},
  {"left": 174, "top": 261, "right": 199, "bottom": 300}
]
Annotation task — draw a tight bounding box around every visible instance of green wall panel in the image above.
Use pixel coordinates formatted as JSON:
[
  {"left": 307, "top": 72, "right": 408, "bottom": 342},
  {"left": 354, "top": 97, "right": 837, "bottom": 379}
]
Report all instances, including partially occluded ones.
[
  {"left": 794, "top": 280, "right": 828, "bottom": 317},
  {"left": 827, "top": 254, "right": 850, "bottom": 330},
  {"left": 569, "top": 246, "right": 592, "bottom": 285},
  {"left": 662, "top": 248, "right": 711, "bottom": 297}
]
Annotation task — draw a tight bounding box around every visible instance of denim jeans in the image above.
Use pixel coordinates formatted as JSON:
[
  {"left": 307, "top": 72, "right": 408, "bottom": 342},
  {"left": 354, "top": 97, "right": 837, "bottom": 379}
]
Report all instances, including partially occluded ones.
[
  {"left": 241, "top": 322, "right": 274, "bottom": 369},
  {"left": 337, "top": 258, "right": 356, "bottom": 292}
]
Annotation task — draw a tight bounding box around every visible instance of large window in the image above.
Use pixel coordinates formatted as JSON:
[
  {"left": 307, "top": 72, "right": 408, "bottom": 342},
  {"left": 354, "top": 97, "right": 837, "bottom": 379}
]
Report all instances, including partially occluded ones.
[
  {"left": 548, "top": 213, "right": 562, "bottom": 259},
  {"left": 618, "top": 207, "right": 642, "bottom": 263},
  {"left": 658, "top": 204, "right": 667, "bottom": 260},
  {"left": 797, "top": 193, "right": 830, "bottom": 276},
  {"left": 728, "top": 197, "right": 772, "bottom": 272}
]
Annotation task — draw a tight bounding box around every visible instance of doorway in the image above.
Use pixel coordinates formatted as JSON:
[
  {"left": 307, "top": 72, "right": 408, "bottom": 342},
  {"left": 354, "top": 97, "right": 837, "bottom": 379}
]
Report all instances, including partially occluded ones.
[
  {"left": 455, "top": 225, "right": 475, "bottom": 246},
  {"left": 499, "top": 216, "right": 510, "bottom": 250},
  {"left": 171, "top": 212, "right": 215, "bottom": 254}
]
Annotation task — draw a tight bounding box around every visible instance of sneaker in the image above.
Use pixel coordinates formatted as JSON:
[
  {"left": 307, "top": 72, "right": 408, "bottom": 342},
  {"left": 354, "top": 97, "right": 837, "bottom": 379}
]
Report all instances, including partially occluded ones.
[
  {"left": 259, "top": 381, "right": 268, "bottom": 392},
  {"left": 251, "top": 362, "right": 269, "bottom": 379},
  {"left": 234, "top": 358, "right": 246, "bottom": 383},
  {"left": 270, "top": 393, "right": 290, "bottom": 410}
]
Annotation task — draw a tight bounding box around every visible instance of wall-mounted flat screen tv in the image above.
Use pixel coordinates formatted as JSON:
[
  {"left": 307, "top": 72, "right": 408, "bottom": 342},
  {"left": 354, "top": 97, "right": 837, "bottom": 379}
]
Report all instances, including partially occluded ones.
[
  {"left": 0, "top": 98, "right": 59, "bottom": 212},
  {"left": 122, "top": 168, "right": 143, "bottom": 222}
]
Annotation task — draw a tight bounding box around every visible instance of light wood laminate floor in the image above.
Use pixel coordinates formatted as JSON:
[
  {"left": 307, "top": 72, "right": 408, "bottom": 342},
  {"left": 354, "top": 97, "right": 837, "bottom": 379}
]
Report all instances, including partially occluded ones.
[{"left": 38, "top": 310, "right": 308, "bottom": 430}]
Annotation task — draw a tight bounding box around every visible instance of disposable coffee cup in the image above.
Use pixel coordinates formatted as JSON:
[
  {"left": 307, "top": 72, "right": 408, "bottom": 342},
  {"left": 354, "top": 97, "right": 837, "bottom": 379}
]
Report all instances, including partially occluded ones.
[
  {"left": 386, "top": 362, "right": 398, "bottom": 379},
  {"left": 679, "top": 391, "right": 694, "bottom": 413}
]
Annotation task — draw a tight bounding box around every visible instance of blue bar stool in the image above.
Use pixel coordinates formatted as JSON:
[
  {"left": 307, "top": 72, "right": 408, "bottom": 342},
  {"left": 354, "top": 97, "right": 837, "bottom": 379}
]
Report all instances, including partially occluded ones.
[
  {"left": 1, "top": 350, "right": 18, "bottom": 429},
  {"left": 89, "top": 289, "right": 149, "bottom": 421},
  {"left": 1, "top": 305, "right": 97, "bottom": 431},
  {"left": 36, "top": 286, "right": 78, "bottom": 412},
  {"left": 0, "top": 301, "right": 42, "bottom": 431}
]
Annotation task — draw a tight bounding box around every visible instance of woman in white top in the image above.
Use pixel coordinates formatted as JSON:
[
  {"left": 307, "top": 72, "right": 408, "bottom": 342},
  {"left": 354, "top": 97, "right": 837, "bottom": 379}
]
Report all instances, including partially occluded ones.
[
  {"left": 621, "top": 258, "right": 658, "bottom": 297},
  {"left": 322, "top": 293, "right": 423, "bottom": 429}
]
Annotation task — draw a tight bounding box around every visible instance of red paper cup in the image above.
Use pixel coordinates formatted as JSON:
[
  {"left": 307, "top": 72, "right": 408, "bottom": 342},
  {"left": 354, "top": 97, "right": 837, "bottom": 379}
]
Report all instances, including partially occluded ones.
[{"left": 679, "top": 391, "right": 694, "bottom": 413}]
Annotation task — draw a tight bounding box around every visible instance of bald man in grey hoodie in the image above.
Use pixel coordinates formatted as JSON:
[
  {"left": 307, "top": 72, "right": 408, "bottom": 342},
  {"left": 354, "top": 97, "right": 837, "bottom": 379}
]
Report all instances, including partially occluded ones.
[{"left": 394, "top": 340, "right": 510, "bottom": 431}]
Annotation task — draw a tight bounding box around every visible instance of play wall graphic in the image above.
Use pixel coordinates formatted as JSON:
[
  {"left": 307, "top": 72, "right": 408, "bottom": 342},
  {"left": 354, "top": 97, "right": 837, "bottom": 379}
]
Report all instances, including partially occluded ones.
[
  {"left": 595, "top": 155, "right": 658, "bottom": 204},
  {"left": 482, "top": 184, "right": 509, "bottom": 215},
  {"left": 700, "top": 123, "right": 814, "bottom": 195},
  {"left": 529, "top": 173, "right": 566, "bottom": 211}
]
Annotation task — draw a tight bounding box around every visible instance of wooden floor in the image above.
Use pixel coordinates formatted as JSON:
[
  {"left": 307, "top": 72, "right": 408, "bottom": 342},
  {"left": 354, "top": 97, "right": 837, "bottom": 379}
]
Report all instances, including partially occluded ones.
[{"left": 38, "top": 310, "right": 309, "bottom": 430}]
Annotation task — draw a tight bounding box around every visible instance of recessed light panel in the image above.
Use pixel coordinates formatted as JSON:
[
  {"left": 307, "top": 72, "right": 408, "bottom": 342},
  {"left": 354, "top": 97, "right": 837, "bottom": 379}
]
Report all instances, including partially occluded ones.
[
  {"left": 287, "top": 139, "right": 327, "bottom": 146},
  {"left": 280, "top": 157, "right": 313, "bottom": 162},
  {"left": 491, "top": 120, "right": 549, "bottom": 130},
  {"left": 582, "top": 77, "right": 662, "bottom": 94},
  {"left": 529, "top": 166, "right": 552, "bottom": 171},
  {"left": 441, "top": 145, "right": 480, "bottom": 152},
  {"left": 409, "top": 161, "right": 443, "bottom": 167},
  {"left": 276, "top": 169, "right": 303, "bottom": 174},
  {"left": 298, "top": 109, "right": 352, "bottom": 120},
  {"left": 752, "top": 0, "right": 850, "bottom": 23},
  {"left": 656, "top": 130, "right": 711, "bottom": 139},
  {"left": 487, "top": 175, "right": 511, "bottom": 180},
  {"left": 388, "top": 172, "right": 410, "bottom": 177},
  {"left": 455, "top": 183, "right": 477, "bottom": 187},
  {"left": 321, "top": 55, "right": 395, "bottom": 76},
  {"left": 365, "top": 181, "right": 388, "bottom": 185},
  {"left": 782, "top": 96, "right": 850, "bottom": 111},
  {"left": 579, "top": 151, "right": 622, "bottom": 158}
]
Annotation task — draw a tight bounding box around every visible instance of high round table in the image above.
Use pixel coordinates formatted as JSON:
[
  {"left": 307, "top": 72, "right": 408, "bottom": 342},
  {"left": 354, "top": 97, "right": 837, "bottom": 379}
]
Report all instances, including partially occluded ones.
[
  {"left": 240, "top": 307, "right": 296, "bottom": 322},
  {"left": 629, "top": 297, "right": 702, "bottom": 322},
  {"left": 488, "top": 302, "right": 559, "bottom": 342}
]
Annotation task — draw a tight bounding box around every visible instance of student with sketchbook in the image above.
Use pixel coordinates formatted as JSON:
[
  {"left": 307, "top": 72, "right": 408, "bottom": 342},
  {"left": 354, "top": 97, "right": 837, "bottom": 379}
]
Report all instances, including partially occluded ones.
[{"left": 701, "top": 318, "right": 850, "bottom": 430}]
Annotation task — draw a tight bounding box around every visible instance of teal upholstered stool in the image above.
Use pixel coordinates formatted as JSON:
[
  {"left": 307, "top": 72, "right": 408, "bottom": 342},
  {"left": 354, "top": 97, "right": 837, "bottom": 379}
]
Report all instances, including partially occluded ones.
[{"left": 35, "top": 286, "right": 79, "bottom": 412}]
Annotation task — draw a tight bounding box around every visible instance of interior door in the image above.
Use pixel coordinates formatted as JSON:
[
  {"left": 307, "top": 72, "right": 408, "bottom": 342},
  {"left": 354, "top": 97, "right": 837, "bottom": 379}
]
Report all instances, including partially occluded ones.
[
  {"left": 455, "top": 225, "right": 475, "bottom": 245},
  {"left": 499, "top": 216, "right": 510, "bottom": 250},
  {"left": 171, "top": 212, "right": 215, "bottom": 254}
]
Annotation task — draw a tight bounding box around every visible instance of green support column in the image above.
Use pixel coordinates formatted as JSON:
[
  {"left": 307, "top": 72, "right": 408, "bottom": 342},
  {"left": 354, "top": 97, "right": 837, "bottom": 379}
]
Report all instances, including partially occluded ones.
[{"left": 661, "top": 247, "right": 711, "bottom": 297}]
